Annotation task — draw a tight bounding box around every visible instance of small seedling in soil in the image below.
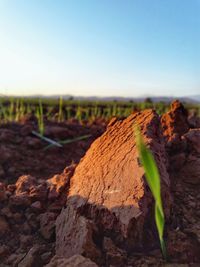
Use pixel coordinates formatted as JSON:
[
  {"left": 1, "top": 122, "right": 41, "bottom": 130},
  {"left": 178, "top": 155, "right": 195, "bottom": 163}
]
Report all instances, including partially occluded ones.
[
  {"left": 43, "top": 134, "right": 91, "bottom": 150},
  {"left": 135, "top": 127, "right": 167, "bottom": 260},
  {"left": 32, "top": 130, "right": 63, "bottom": 148}
]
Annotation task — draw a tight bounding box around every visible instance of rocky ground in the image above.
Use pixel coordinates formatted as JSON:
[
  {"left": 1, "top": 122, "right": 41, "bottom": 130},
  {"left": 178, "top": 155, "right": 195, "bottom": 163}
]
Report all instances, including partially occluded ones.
[{"left": 0, "top": 101, "right": 200, "bottom": 267}]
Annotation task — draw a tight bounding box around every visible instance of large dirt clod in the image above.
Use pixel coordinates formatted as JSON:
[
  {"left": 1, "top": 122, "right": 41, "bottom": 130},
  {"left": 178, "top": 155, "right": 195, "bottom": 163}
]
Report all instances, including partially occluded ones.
[{"left": 56, "top": 110, "right": 171, "bottom": 263}]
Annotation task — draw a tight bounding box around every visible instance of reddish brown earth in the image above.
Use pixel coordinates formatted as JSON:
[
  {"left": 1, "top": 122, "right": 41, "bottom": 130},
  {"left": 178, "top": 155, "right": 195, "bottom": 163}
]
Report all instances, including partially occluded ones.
[
  {"left": 0, "top": 102, "right": 200, "bottom": 266},
  {"left": 0, "top": 117, "right": 105, "bottom": 183}
]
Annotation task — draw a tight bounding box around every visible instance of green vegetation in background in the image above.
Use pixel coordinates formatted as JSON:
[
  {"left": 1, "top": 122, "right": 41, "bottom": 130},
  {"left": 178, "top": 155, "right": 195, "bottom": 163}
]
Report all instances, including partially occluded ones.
[
  {"left": 0, "top": 96, "right": 199, "bottom": 124},
  {"left": 135, "top": 127, "right": 167, "bottom": 260}
]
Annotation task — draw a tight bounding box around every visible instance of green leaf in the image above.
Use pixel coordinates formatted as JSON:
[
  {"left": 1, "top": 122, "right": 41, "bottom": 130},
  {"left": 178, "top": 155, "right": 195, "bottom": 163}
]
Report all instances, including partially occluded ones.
[
  {"left": 135, "top": 126, "right": 167, "bottom": 260},
  {"left": 43, "top": 134, "right": 91, "bottom": 150}
]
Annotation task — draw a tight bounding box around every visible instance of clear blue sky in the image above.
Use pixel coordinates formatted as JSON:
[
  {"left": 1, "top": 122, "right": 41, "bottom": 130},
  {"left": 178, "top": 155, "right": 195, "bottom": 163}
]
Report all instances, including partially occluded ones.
[{"left": 0, "top": 0, "right": 199, "bottom": 97}]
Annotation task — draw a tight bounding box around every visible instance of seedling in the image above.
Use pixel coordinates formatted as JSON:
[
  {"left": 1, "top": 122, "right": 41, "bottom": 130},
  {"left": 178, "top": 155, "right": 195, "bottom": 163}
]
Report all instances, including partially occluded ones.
[
  {"left": 19, "top": 98, "right": 25, "bottom": 119},
  {"left": 15, "top": 99, "right": 20, "bottom": 122},
  {"left": 32, "top": 130, "right": 62, "bottom": 148},
  {"left": 135, "top": 126, "right": 167, "bottom": 260},
  {"left": 65, "top": 106, "right": 72, "bottom": 120},
  {"left": 0, "top": 99, "right": 8, "bottom": 122},
  {"left": 8, "top": 98, "right": 14, "bottom": 122},
  {"left": 58, "top": 96, "right": 63, "bottom": 122},
  {"left": 76, "top": 105, "right": 82, "bottom": 122},
  {"left": 36, "top": 99, "right": 44, "bottom": 136},
  {"left": 44, "top": 134, "right": 91, "bottom": 150}
]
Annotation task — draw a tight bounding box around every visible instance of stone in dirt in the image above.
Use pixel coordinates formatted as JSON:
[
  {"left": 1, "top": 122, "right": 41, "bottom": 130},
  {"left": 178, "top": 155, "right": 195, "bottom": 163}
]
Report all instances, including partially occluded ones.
[
  {"left": 56, "top": 110, "right": 171, "bottom": 264},
  {"left": 15, "top": 175, "right": 37, "bottom": 195},
  {"left": 29, "top": 183, "right": 48, "bottom": 201},
  {"left": 47, "top": 164, "right": 76, "bottom": 200},
  {"left": 45, "top": 254, "right": 98, "bottom": 267}
]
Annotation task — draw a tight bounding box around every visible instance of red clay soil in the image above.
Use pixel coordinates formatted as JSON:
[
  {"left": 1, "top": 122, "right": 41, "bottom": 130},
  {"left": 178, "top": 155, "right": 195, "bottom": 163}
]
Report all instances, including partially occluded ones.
[
  {"left": 0, "top": 117, "right": 106, "bottom": 183},
  {"left": 0, "top": 103, "right": 200, "bottom": 267}
]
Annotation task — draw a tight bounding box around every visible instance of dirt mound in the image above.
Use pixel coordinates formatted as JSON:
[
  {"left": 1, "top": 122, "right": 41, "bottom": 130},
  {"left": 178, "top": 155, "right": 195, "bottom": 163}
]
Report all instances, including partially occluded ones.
[
  {"left": 161, "top": 100, "right": 189, "bottom": 138},
  {"left": 161, "top": 100, "right": 189, "bottom": 151},
  {"left": 55, "top": 110, "right": 171, "bottom": 266}
]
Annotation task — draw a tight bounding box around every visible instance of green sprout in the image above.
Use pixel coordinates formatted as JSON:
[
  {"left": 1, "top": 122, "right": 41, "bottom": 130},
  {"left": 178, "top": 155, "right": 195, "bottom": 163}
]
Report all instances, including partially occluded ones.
[
  {"left": 15, "top": 99, "right": 20, "bottom": 122},
  {"left": 135, "top": 127, "right": 167, "bottom": 260},
  {"left": 19, "top": 98, "right": 25, "bottom": 118},
  {"left": 0, "top": 99, "right": 7, "bottom": 122},
  {"left": 8, "top": 98, "right": 15, "bottom": 122},
  {"left": 43, "top": 134, "right": 91, "bottom": 150},
  {"left": 76, "top": 105, "right": 82, "bottom": 122},
  {"left": 58, "top": 96, "right": 63, "bottom": 122},
  {"left": 36, "top": 99, "right": 44, "bottom": 136}
]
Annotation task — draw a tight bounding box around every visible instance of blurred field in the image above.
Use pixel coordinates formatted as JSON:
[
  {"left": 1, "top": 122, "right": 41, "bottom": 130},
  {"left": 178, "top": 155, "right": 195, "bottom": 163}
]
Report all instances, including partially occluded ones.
[{"left": 1, "top": 96, "right": 199, "bottom": 124}]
